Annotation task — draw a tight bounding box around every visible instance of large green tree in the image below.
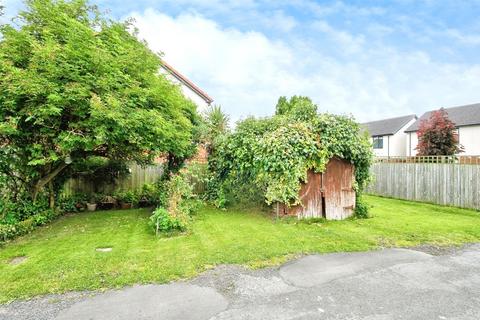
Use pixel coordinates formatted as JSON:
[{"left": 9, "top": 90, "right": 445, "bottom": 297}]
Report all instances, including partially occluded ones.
[{"left": 0, "top": 0, "right": 199, "bottom": 202}]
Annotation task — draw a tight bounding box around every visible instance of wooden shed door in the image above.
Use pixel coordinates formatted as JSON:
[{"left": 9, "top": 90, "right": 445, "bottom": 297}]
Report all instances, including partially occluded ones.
[
  {"left": 292, "top": 170, "right": 324, "bottom": 219},
  {"left": 323, "top": 158, "right": 356, "bottom": 220}
]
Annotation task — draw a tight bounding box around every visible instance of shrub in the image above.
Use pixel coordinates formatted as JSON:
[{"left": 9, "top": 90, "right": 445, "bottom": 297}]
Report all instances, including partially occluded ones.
[
  {"left": 0, "top": 224, "right": 18, "bottom": 242},
  {"left": 138, "top": 183, "right": 160, "bottom": 206},
  {"left": 0, "top": 200, "right": 19, "bottom": 225},
  {"left": 149, "top": 207, "right": 187, "bottom": 234},
  {"left": 58, "top": 194, "right": 88, "bottom": 213},
  {"left": 354, "top": 195, "right": 370, "bottom": 219},
  {"left": 0, "top": 209, "right": 58, "bottom": 242},
  {"left": 149, "top": 173, "right": 200, "bottom": 235},
  {"left": 0, "top": 196, "right": 49, "bottom": 225},
  {"left": 122, "top": 191, "right": 138, "bottom": 205}
]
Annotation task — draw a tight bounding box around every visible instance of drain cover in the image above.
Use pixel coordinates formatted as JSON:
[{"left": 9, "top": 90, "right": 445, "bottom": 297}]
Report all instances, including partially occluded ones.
[{"left": 9, "top": 256, "right": 27, "bottom": 265}]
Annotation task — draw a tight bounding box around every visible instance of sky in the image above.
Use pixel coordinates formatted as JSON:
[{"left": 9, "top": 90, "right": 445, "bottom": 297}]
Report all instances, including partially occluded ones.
[{"left": 2, "top": 0, "right": 480, "bottom": 123}]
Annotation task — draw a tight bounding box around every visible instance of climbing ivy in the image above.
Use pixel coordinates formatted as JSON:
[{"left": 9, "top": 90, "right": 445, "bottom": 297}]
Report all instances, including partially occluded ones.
[{"left": 208, "top": 108, "right": 373, "bottom": 209}]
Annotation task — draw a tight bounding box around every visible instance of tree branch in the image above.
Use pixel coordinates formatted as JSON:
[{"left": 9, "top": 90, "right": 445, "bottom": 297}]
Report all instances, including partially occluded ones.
[{"left": 32, "top": 162, "right": 69, "bottom": 202}]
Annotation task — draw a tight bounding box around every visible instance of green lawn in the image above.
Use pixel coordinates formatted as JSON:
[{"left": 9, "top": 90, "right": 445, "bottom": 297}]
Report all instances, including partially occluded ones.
[{"left": 1, "top": 195, "right": 480, "bottom": 303}]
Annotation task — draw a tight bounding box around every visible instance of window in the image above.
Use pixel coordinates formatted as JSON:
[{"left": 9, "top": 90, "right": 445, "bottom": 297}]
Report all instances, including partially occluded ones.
[{"left": 372, "top": 136, "right": 383, "bottom": 149}]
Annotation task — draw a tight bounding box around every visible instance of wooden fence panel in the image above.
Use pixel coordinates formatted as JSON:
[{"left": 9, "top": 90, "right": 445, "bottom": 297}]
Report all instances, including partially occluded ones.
[
  {"left": 367, "top": 161, "right": 480, "bottom": 210},
  {"left": 62, "top": 163, "right": 164, "bottom": 196}
]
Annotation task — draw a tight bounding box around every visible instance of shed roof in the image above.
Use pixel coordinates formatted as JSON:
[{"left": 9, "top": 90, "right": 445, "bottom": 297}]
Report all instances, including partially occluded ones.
[
  {"left": 361, "top": 114, "right": 417, "bottom": 136},
  {"left": 405, "top": 103, "right": 480, "bottom": 132}
]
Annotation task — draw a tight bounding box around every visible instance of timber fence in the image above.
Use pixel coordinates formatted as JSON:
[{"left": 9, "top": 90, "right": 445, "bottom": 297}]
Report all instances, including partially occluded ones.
[
  {"left": 62, "top": 162, "right": 207, "bottom": 196},
  {"left": 62, "top": 163, "right": 164, "bottom": 196},
  {"left": 367, "top": 156, "right": 480, "bottom": 210}
]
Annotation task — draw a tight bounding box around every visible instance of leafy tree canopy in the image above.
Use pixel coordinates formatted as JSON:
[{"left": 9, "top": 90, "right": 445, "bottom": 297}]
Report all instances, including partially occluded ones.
[
  {"left": 209, "top": 99, "right": 372, "bottom": 207},
  {"left": 275, "top": 95, "right": 318, "bottom": 121},
  {"left": 0, "top": 0, "right": 199, "bottom": 201},
  {"left": 416, "top": 109, "right": 464, "bottom": 156}
]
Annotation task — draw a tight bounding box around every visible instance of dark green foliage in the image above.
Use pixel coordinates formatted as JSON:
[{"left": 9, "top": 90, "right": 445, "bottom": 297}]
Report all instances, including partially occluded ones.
[
  {"left": 115, "top": 190, "right": 138, "bottom": 205},
  {"left": 0, "top": 208, "right": 58, "bottom": 242},
  {"left": 0, "top": 196, "right": 49, "bottom": 225},
  {"left": 58, "top": 194, "right": 88, "bottom": 212},
  {"left": 137, "top": 183, "right": 161, "bottom": 207}
]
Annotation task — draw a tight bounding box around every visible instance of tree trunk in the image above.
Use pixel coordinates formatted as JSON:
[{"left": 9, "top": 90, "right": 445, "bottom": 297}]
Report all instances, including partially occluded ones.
[
  {"left": 48, "top": 181, "right": 55, "bottom": 209},
  {"left": 32, "top": 162, "right": 69, "bottom": 203}
]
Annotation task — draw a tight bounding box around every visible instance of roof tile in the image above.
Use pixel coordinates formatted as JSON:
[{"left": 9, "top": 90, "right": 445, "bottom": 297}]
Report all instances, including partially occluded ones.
[
  {"left": 362, "top": 114, "right": 417, "bottom": 136},
  {"left": 405, "top": 103, "right": 480, "bottom": 132}
]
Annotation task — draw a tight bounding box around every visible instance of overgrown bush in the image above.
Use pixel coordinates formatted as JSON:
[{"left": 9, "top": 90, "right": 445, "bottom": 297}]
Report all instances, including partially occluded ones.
[
  {"left": 58, "top": 194, "right": 88, "bottom": 213},
  {"left": 149, "top": 171, "right": 200, "bottom": 235},
  {"left": 181, "top": 163, "right": 209, "bottom": 196},
  {"left": 149, "top": 207, "right": 187, "bottom": 234},
  {"left": 0, "top": 208, "right": 59, "bottom": 242},
  {"left": 115, "top": 191, "right": 139, "bottom": 205},
  {"left": 138, "top": 183, "right": 161, "bottom": 206},
  {"left": 0, "top": 196, "right": 49, "bottom": 225},
  {"left": 207, "top": 98, "right": 373, "bottom": 217}
]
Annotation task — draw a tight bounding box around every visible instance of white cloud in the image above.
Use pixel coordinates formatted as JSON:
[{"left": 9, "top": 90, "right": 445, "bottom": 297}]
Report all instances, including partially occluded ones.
[
  {"left": 257, "top": 10, "right": 297, "bottom": 32},
  {"left": 311, "top": 20, "right": 365, "bottom": 54},
  {"left": 445, "top": 28, "right": 480, "bottom": 46},
  {"left": 130, "top": 9, "right": 480, "bottom": 123},
  {"left": 297, "top": 0, "right": 386, "bottom": 17}
]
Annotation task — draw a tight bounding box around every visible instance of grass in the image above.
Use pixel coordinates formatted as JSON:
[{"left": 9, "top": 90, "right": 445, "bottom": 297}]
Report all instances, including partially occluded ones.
[{"left": 1, "top": 195, "right": 480, "bottom": 303}]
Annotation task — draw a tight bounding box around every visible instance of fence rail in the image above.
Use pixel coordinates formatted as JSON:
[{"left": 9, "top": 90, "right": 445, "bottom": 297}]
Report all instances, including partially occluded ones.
[
  {"left": 367, "top": 158, "right": 480, "bottom": 210},
  {"left": 374, "top": 155, "right": 480, "bottom": 164}
]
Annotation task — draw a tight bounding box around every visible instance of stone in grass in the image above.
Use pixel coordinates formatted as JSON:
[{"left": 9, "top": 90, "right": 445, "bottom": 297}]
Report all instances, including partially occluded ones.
[
  {"left": 95, "top": 247, "right": 113, "bottom": 252},
  {"left": 9, "top": 256, "right": 27, "bottom": 265}
]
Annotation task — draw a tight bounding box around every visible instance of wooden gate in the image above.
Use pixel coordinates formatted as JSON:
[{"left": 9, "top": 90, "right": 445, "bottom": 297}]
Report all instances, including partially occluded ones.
[{"left": 276, "top": 158, "right": 355, "bottom": 220}]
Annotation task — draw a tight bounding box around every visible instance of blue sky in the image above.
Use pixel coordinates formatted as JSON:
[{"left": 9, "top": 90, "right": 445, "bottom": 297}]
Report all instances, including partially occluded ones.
[{"left": 3, "top": 0, "right": 480, "bottom": 122}]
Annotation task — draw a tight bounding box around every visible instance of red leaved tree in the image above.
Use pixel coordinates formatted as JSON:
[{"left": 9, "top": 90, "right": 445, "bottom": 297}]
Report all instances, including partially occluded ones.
[{"left": 416, "top": 108, "right": 464, "bottom": 156}]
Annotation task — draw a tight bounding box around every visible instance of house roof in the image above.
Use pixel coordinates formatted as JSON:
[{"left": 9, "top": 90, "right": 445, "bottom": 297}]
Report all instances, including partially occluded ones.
[
  {"left": 160, "top": 60, "right": 214, "bottom": 105},
  {"left": 405, "top": 103, "right": 480, "bottom": 132},
  {"left": 361, "top": 114, "right": 417, "bottom": 136}
]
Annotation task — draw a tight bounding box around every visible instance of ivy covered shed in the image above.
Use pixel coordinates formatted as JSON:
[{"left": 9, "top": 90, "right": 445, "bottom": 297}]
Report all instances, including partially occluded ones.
[{"left": 208, "top": 97, "right": 372, "bottom": 220}]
